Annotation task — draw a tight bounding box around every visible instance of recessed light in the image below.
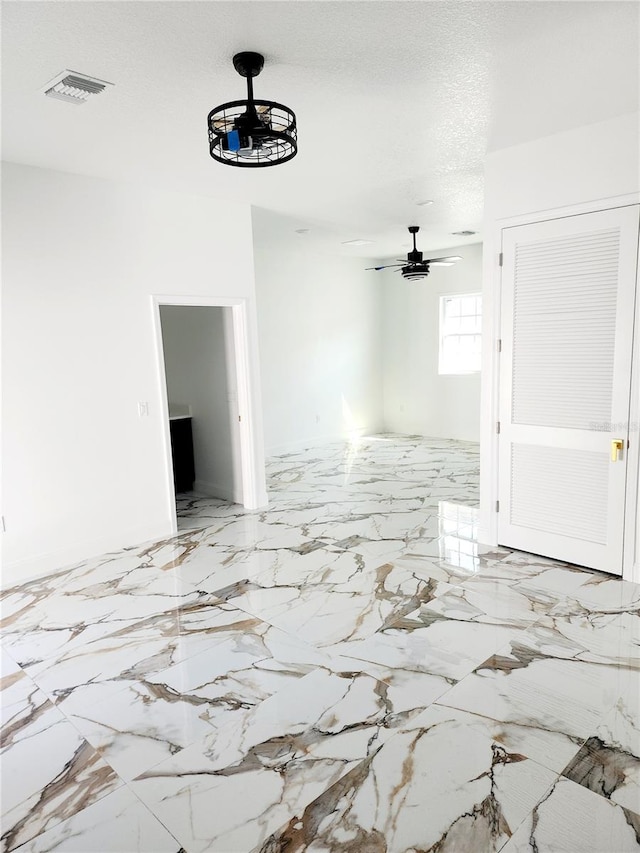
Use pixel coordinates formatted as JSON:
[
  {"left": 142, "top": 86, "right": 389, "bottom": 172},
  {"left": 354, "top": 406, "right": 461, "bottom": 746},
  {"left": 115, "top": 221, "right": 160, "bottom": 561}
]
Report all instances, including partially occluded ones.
[
  {"left": 342, "top": 239, "right": 374, "bottom": 246},
  {"left": 451, "top": 230, "right": 476, "bottom": 236},
  {"left": 416, "top": 200, "right": 434, "bottom": 206}
]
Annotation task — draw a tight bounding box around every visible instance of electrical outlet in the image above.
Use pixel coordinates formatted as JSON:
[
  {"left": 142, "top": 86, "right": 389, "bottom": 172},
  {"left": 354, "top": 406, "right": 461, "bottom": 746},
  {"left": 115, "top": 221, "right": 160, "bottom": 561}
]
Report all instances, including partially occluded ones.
[{"left": 138, "top": 401, "right": 149, "bottom": 417}]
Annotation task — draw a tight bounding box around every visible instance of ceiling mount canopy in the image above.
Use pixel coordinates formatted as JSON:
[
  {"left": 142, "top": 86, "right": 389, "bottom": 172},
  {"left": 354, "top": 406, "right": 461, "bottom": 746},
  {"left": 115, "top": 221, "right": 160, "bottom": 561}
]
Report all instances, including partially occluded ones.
[{"left": 207, "top": 51, "right": 297, "bottom": 168}]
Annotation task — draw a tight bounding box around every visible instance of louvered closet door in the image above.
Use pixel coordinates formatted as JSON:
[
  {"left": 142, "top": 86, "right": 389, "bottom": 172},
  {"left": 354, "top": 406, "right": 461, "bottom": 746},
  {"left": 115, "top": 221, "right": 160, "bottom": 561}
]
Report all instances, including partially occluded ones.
[{"left": 498, "top": 205, "right": 639, "bottom": 574}]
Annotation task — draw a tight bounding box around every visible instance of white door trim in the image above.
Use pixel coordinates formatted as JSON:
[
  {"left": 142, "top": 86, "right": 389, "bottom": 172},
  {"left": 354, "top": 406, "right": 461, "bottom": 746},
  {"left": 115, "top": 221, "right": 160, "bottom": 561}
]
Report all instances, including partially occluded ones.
[
  {"left": 624, "top": 226, "right": 640, "bottom": 582},
  {"left": 151, "top": 294, "right": 267, "bottom": 536},
  {"left": 480, "top": 193, "right": 640, "bottom": 583}
]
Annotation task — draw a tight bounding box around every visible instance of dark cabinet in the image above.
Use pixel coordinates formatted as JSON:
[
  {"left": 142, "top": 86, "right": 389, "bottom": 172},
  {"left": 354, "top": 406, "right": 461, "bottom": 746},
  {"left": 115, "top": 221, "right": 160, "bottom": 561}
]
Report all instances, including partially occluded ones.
[{"left": 170, "top": 417, "right": 195, "bottom": 493}]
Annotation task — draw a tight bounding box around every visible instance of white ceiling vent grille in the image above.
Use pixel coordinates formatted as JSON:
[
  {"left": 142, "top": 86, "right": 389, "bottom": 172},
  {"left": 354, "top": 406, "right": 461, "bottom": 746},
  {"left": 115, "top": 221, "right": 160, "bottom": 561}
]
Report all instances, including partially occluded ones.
[{"left": 43, "top": 71, "right": 113, "bottom": 105}]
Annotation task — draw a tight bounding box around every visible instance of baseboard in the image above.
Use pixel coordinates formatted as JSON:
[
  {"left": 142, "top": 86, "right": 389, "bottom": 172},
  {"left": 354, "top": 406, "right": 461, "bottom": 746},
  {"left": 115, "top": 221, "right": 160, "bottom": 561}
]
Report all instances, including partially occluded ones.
[{"left": 0, "top": 521, "right": 174, "bottom": 591}]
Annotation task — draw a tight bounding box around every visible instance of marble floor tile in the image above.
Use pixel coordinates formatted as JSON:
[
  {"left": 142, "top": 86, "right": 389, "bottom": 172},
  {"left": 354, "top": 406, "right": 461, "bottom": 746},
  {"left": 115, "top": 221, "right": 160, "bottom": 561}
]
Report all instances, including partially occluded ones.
[
  {"left": 561, "top": 699, "right": 640, "bottom": 814},
  {"left": 176, "top": 542, "right": 331, "bottom": 593},
  {"left": 131, "top": 748, "right": 359, "bottom": 851},
  {"left": 319, "top": 496, "right": 427, "bottom": 521},
  {"left": 0, "top": 648, "right": 24, "bottom": 705},
  {"left": 396, "top": 539, "right": 507, "bottom": 582},
  {"left": 332, "top": 615, "right": 519, "bottom": 681},
  {"left": 11, "top": 786, "right": 182, "bottom": 853},
  {"left": 500, "top": 776, "right": 640, "bottom": 853},
  {"left": 21, "top": 598, "right": 252, "bottom": 714},
  {"left": 185, "top": 512, "right": 331, "bottom": 555},
  {"left": 1, "top": 647, "right": 21, "bottom": 677},
  {"left": 176, "top": 491, "right": 237, "bottom": 531},
  {"left": 216, "top": 560, "right": 454, "bottom": 648},
  {"left": 1, "top": 678, "right": 121, "bottom": 851},
  {"left": 0, "top": 564, "right": 208, "bottom": 670},
  {"left": 413, "top": 702, "right": 584, "bottom": 774},
  {"left": 437, "top": 635, "right": 640, "bottom": 748},
  {"left": 1, "top": 662, "right": 50, "bottom": 720},
  {"left": 1, "top": 614, "right": 144, "bottom": 673},
  {"left": 261, "top": 713, "right": 558, "bottom": 853},
  {"left": 206, "top": 577, "right": 336, "bottom": 630},
  {"left": 24, "top": 607, "right": 325, "bottom": 723},
  {"left": 326, "top": 653, "right": 457, "bottom": 706},
  {"left": 150, "top": 539, "right": 255, "bottom": 590},
  {"left": 303, "top": 509, "right": 440, "bottom": 551},
  {"left": 65, "top": 679, "right": 216, "bottom": 781},
  {"left": 390, "top": 550, "right": 484, "bottom": 584},
  {"left": 2, "top": 433, "right": 639, "bottom": 853},
  {"left": 333, "top": 536, "right": 410, "bottom": 564},
  {"left": 142, "top": 627, "right": 326, "bottom": 721},
  {"left": 510, "top": 564, "right": 609, "bottom": 607},
  {"left": 131, "top": 666, "right": 454, "bottom": 853},
  {"left": 518, "top": 608, "right": 640, "bottom": 667},
  {"left": 23, "top": 591, "right": 229, "bottom": 667},
  {"left": 482, "top": 554, "right": 597, "bottom": 590},
  {"left": 461, "top": 572, "right": 594, "bottom": 617},
  {"left": 575, "top": 573, "right": 640, "bottom": 612},
  {"left": 403, "top": 580, "right": 544, "bottom": 630},
  {"left": 219, "top": 546, "right": 382, "bottom": 592}
]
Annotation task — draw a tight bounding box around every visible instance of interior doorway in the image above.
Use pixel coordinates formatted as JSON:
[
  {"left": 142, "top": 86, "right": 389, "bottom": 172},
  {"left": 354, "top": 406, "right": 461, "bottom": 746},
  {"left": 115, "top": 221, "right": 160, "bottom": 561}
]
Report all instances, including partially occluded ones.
[
  {"left": 152, "top": 295, "right": 266, "bottom": 535},
  {"left": 159, "top": 305, "right": 240, "bottom": 527}
]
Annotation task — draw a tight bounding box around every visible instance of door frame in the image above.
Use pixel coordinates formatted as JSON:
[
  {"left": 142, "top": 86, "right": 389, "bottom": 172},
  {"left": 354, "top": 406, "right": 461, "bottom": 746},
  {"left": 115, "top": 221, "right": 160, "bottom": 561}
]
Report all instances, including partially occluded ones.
[
  {"left": 151, "top": 294, "right": 267, "bottom": 535},
  {"left": 480, "top": 193, "right": 640, "bottom": 583}
]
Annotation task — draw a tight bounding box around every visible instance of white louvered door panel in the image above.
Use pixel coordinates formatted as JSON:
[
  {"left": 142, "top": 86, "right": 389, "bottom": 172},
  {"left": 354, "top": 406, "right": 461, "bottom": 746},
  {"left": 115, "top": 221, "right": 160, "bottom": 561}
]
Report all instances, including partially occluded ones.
[{"left": 498, "top": 206, "right": 639, "bottom": 574}]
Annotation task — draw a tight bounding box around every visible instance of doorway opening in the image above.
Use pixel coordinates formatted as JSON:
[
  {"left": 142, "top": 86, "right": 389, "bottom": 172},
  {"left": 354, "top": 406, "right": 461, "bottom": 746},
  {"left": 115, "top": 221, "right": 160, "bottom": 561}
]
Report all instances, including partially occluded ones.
[{"left": 152, "top": 295, "right": 266, "bottom": 535}]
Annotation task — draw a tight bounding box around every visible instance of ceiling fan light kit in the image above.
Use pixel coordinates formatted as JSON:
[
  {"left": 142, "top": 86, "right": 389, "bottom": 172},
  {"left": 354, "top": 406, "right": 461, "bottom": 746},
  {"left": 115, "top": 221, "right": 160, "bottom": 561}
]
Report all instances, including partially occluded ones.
[
  {"left": 366, "top": 227, "right": 462, "bottom": 280},
  {"left": 208, "top": 52, "right": 297, "bottom": 168}
]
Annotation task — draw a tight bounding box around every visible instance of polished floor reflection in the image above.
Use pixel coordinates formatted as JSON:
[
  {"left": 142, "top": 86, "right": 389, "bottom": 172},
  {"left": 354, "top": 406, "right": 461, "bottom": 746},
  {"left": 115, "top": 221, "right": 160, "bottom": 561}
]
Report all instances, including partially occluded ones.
[{"left": 1, "top": 435, "right": 639, "bottom": 852}]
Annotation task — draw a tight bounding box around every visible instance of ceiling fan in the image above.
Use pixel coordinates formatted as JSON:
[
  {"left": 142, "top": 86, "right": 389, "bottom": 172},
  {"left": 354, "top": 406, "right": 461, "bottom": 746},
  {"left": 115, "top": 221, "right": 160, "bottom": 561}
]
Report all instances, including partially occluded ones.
[{"left": 366, "top": 226, "right": 462, "bottom": 280}]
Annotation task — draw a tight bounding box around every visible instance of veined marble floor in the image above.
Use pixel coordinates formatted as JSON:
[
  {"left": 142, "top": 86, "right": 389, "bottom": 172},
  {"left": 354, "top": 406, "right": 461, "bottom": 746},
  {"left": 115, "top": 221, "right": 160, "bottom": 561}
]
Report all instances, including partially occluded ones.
[{"left": 1, "top": 435, "right": 639, "bottom": 853}]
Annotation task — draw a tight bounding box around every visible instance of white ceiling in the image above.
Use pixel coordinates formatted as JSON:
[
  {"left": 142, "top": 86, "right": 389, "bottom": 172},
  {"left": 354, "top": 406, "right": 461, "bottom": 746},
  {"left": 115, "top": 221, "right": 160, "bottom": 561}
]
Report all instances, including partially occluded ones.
[{"left": 2, "top": 1, "right": 638, "bottom": 256}]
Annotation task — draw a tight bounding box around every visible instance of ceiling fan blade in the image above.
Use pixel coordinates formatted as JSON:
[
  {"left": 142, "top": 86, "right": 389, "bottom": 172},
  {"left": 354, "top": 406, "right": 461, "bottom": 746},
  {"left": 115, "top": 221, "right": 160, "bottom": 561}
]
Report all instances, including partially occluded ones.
[
  {"left": 425, "top": 255, "right": 463, "bottom": 263},
  {"left": 365, "top": 264, "right": 404, "bottom": 270},
  {"left": 429, "top": 261, "right": 455, "bottom": 267}
]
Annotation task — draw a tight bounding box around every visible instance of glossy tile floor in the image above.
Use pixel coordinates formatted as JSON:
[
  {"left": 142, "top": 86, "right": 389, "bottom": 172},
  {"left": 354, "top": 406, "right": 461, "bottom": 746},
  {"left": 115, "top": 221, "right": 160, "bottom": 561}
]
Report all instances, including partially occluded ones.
[{"left": 1, "top": 435, "right": 639, "bottom": 852}]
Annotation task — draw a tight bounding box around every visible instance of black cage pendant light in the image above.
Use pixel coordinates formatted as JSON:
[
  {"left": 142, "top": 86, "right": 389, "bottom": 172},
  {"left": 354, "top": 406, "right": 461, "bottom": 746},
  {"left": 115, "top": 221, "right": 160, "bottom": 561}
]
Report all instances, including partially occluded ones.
[{"left": 207, "top": 52, "right": 297, "bottom": 168}]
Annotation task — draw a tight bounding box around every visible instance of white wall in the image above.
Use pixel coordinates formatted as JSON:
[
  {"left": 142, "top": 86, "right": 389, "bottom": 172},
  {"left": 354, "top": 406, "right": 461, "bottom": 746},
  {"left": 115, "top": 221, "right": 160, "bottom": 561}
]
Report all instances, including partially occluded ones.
[
  {"left": 480, "top": 112, "right": 640, "bottom": 579},
  {"left": 382, "top": 242, "right": 482, "bottom": 442},
  {"left": 483, "top": 113, "right": 640, "bottom": 221},
  {"left": 160, "top": 306, "right": 241, "bottom": 502},
  {"left": 2, "top": 162, "right": 265, "bottom": 587},
  {"left": 252, "top": 208, "right": 384, "bottom": 454}
]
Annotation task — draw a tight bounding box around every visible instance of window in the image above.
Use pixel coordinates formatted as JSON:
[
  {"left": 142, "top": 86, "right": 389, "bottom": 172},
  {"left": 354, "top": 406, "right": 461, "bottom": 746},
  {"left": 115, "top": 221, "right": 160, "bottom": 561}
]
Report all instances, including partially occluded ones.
[{"left": 439, "top": 293, "right": 482, "bottom": 374}]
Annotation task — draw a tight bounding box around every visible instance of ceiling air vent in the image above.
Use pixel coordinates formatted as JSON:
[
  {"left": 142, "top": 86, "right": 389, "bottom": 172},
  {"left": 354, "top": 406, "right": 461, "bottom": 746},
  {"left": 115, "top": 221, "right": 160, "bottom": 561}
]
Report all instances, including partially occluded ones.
[{"left": 43, "top": 71, "right": 113, "bottom": 105}]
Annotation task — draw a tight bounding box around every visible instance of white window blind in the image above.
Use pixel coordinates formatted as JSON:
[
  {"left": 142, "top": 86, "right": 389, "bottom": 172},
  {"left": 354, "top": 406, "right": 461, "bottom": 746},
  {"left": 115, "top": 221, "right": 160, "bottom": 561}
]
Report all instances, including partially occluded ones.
[{"left": 439, "top": 293, "right": 482, "bottom": 374}]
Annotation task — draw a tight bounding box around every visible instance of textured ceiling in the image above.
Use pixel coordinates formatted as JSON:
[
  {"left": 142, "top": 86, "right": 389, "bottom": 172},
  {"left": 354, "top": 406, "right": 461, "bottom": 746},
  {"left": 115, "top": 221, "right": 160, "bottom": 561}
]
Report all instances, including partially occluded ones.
[{"left": 2, "top": 1, "right": 638, "bottom": 256}]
